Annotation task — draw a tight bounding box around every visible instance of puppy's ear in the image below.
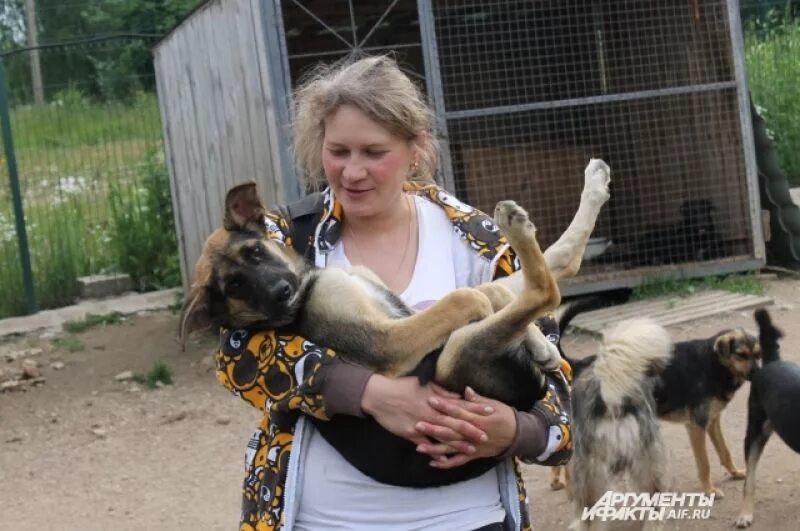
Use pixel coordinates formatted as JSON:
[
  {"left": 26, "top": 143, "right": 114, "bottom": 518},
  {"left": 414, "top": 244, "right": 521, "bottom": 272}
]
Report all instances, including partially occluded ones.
[
  {"left": 178, "top": 286, "right": 213, "bottom": 350},
  {"left": 713, "top": 333, "right": 735, "bottom": 358},
  {"left": 224, "top": 182, "right": 266, "bottom": 231}
]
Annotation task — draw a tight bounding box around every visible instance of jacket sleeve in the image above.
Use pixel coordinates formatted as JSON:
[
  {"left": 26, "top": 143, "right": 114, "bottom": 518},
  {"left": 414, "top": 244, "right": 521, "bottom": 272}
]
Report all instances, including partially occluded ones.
[
  {"left": 214, "top": 209, "right": 373, "bottom": 420},
  {"left": 493, "top": 247, "right": 574, "bottom": 466}
]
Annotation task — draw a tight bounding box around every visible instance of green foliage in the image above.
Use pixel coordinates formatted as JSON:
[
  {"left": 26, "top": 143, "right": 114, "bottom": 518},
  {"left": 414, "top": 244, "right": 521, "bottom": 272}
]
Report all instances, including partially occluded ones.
[
  {"left": 632, "top": 273, "right": 765, "bottom": 300},
  {"left": 51, "top": 336, "right": 85, "bottom": 352},
  {"left": 10, "top": 91, "right": 161, "bottom": 151},
  {"left": 3, "top": 0, "right": 199, "bottom": 103},
  {"left": 0, "top": 93, "right": 179, "bottom": 318},
  {"left": 745, "top": 9, "right": 800, "bottom": 185},
  {"left": 63, "top": 312, "right": 124, "bottom": 333},
  {"left": 108, "top": 149, "right": 181, "bottom": 291},
  {"left": 133, "top": 360, "right": 174, "bottom": 389}
]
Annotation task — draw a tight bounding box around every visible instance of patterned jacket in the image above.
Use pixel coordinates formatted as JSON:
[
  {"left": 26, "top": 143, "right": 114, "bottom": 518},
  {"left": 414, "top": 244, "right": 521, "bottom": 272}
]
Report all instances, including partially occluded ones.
[{"left": 216, "top": 182, "right": 573, "bottom": 530}]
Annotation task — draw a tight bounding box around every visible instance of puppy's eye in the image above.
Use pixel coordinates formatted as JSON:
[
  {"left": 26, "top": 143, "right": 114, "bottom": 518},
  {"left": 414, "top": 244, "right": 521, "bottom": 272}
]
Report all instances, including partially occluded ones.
[
  {"left": 244, "top": 244, "right": 265, "bottom": 263},
  {"left": 225, "top": 274, "right": 248, "bottom": 296}
]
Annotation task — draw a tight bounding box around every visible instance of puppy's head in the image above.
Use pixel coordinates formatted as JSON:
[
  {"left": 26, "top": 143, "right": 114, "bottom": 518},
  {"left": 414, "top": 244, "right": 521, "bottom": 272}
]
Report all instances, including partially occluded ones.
[
  {"left": 714, "top": 328, "right": 761, "bottom": 381},
  {"left": 178, "top": 183, "right": 302, "bottom": 347}
]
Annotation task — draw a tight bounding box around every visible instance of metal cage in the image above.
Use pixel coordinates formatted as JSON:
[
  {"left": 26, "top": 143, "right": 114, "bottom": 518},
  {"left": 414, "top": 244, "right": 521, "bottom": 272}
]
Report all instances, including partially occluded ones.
[{"left": 155, "top": 0, "right": 763, "bottom": 293}]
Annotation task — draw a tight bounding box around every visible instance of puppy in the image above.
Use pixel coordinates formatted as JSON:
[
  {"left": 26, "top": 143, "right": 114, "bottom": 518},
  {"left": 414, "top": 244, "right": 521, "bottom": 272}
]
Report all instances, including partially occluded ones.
[
  {"left": 735, "top": 309, "right": 800, "bottom": 528},
  {"left": 568, "top": 319, "right": 673, "bottom": 530},
  {"left": 181, "top": 183, "right": 564, "bottom": 486}
]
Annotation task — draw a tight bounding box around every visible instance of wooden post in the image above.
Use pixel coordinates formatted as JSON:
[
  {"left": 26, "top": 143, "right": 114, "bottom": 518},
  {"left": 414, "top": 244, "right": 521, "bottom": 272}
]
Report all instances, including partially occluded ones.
[{"left": 24, "top": 0, "right": 44, "bottom": 105}]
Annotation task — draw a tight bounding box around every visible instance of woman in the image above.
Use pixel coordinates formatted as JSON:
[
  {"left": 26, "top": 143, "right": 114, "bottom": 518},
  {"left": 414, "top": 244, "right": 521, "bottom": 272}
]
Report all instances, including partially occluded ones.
[{"left": 216, "top": 55, "right": 572, "bottom": 531}]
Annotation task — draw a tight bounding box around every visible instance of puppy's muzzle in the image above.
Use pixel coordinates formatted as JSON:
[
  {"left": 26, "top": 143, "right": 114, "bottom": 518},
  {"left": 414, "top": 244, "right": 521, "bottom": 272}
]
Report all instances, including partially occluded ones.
[{"left": 271, "top": 279, "right": 293, "bottom": 303}]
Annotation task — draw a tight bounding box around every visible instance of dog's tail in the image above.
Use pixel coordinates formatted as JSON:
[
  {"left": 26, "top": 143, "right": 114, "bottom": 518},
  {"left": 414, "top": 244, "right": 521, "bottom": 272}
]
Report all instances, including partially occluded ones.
[
  {"left": 555, "top": 290, "right": 631, "bottom": 378},
  {"left": 755, "top": 308, "right": 783, "bottom": 365},
  {"left": 593, "top": 318, "right": 672, "bottom": 406}
]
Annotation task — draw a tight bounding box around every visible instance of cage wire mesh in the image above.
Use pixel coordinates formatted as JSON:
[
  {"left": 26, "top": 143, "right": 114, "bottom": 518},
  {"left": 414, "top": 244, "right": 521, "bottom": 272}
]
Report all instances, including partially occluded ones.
[
  {"left": 281, "top": 0, "right": 426, "bottom": 88},
  {"left": 431, "top": 0, "right": 755, "bottom": 278},
  {"left": 278, "top": 0, "right": 758, "bottom": 283},
  {"left": 0, "top": 38, "right": 175, "bottom": 317}
]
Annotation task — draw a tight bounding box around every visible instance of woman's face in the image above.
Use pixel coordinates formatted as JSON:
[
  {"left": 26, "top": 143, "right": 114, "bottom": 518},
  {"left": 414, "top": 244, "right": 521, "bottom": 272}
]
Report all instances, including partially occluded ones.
[{"left": 322, "top": 104, "right": 416, "bottom": 219}]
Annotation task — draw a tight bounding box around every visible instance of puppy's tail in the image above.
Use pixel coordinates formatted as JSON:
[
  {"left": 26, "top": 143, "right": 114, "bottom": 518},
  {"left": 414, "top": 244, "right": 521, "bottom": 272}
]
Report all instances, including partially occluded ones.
[
  {"left": 755, "top": 308, "right": 783, "bottom": 365},
  {"left": 593, "top": 318, "right": 672, "bottom": 406}
]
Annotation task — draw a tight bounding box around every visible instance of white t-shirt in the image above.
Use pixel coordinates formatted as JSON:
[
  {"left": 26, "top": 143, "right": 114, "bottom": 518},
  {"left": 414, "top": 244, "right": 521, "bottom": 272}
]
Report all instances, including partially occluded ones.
[{"left": 294, "top": 195, "right": 505, "bottom": 531}]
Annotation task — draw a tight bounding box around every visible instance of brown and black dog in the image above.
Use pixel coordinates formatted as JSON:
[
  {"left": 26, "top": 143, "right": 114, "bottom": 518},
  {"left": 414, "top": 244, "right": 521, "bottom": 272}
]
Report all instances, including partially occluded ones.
[{"left": 654, "top": 326, "right": 761, "bottom": 496}]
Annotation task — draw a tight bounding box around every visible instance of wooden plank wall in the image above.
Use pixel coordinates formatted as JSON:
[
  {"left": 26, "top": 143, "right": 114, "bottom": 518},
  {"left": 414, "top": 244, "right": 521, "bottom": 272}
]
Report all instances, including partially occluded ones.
[{"left": 154, "top": 0, "right": 285, "bottom": 290}]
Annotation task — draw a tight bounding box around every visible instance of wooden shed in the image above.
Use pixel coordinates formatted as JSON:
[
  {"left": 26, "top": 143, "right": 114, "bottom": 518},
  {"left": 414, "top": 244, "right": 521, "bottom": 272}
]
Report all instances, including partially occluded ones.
[{"left": 155, "top": 0, "right": 764, "bottom": 294}]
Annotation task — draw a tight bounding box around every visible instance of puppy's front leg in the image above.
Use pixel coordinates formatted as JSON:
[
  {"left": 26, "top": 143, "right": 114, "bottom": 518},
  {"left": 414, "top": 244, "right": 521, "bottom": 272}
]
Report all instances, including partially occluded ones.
[
  {"left": 497, "top": 158, "right": 610, "bottom": 295},
  {"left": 543, "top": 159, "right": 611, "bottom": 279}
]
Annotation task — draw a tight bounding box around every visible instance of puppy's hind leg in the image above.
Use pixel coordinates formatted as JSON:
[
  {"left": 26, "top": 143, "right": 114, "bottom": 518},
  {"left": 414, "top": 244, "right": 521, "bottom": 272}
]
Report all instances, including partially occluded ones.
[
  {"left": 495, "top": 200, "right": 560, "bottom": 309},
  {"left": 435, "top": 202, "right": 558, "bottom": 385},
  {"left": 736, "top": 404, "right": 772, "bottom": 528},
  {"left": 687, "top": 423, "right": 723, "bottom": 497},
  {"left": 708, "top": 416, "right": 745, "bottom": 479},
  {"left": 550, "top": 466, "right": 566, "bottom": 491}
]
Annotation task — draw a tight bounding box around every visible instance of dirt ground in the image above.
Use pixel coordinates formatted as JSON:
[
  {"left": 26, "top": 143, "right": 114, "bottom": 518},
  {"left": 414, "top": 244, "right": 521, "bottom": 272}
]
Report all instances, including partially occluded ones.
[{"left": 1, "top": 277, "right": 799, "bottom": 531}]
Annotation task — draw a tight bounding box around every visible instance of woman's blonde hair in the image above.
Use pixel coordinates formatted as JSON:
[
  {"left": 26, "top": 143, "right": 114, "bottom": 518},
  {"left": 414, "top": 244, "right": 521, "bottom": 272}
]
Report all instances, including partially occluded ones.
[{"left": 292, "top": 55, "right": 440, "bottom": 189}]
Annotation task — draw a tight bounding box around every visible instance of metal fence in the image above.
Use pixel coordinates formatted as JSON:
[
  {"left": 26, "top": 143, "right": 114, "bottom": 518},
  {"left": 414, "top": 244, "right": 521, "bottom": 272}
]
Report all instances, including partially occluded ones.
[{"left": 0, "top": 37, "right": 178, "bottom": 319}]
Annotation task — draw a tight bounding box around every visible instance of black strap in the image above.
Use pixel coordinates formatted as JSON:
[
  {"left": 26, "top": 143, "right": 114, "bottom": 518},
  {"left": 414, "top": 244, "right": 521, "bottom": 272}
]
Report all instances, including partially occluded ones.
[{"left": 275, "top": 192, "right": 325, "bottom": 262}]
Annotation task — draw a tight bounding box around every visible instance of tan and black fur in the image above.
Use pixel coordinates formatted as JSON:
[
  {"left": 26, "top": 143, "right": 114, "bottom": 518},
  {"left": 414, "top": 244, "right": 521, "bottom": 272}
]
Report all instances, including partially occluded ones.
[
  {"left": 179, "top": 183, "right": 561, "bottom": 486},
  {"left": 654, "top": 328, "right": 761, "bottom": 496}
]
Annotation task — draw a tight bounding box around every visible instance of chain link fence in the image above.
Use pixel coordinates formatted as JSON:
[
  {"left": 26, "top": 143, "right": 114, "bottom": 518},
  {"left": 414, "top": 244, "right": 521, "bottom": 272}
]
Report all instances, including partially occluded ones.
[{"left": 0, "top": 37, "right": 179, "bottom": 319}]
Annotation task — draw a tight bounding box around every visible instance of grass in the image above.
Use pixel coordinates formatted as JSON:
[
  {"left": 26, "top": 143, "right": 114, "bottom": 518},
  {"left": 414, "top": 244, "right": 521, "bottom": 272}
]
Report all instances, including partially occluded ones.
[
  {"left": 51, "top": 337, "right": 85, "bottom": 352},
  {"left": 63, "top": 312, "right": 125, "bottom": 333},
  {"left": 745, "top": 13, "right": 800, "bottom": 185},
  {"left": 133, "top": 360, "right": 174, "bottom": 389},
  {"left": 632, "top": 274, "right": 765, "bottom": 300}
]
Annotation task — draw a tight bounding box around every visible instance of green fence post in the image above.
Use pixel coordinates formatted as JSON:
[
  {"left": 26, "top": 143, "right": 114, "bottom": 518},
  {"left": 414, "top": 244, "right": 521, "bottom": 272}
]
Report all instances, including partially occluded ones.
[{"left": 0, "top": 59, "right": 37, "bottom": 314}]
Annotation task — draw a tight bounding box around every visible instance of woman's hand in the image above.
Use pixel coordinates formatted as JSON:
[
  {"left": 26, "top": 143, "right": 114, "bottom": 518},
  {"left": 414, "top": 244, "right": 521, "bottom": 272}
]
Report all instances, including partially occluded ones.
[
  {"left": 360, "top": 375, "right": 488, "bottom": 452},
  {"left": 415, "top": 386, "right": 517, "bottom": 469}
]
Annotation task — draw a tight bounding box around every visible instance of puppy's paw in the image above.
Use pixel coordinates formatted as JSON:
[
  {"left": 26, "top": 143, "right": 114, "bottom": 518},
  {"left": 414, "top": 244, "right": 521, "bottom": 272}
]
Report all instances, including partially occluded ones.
[
  {"left": 735, "top": 513, "right": 754, "bottom": 528},
  {"left": 583, "top": 158, "right": 611, "bottom": 203},
  {"left": 727, "top": 468, "right": 746, "bottom": 480},
  {"left": 705, "top": 485, "right": 725, "bottom": 498},
  {"left": 495, "top": 200, "right": 536, "bottom": 246},
  {"left": 550, "top": 477, "right": 566, "bottom": 491}
]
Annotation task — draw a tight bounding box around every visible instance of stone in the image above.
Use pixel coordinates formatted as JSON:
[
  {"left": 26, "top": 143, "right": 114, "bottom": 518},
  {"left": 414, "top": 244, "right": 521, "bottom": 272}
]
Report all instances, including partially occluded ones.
[
  {"left": 1, "top": 380, "right": 21, "bottom": 392},
  {"left": 21, "top": 366, "right": 41, "bottom": 380},
  {"left": 114, "top": 370, "right": 134, "bottom": 382},
  {"left": 77, "top": 273, "right": 133, "bottom": 299},
  {"left": 50, "top": 361, "right": 65, "bottom": 370}
]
